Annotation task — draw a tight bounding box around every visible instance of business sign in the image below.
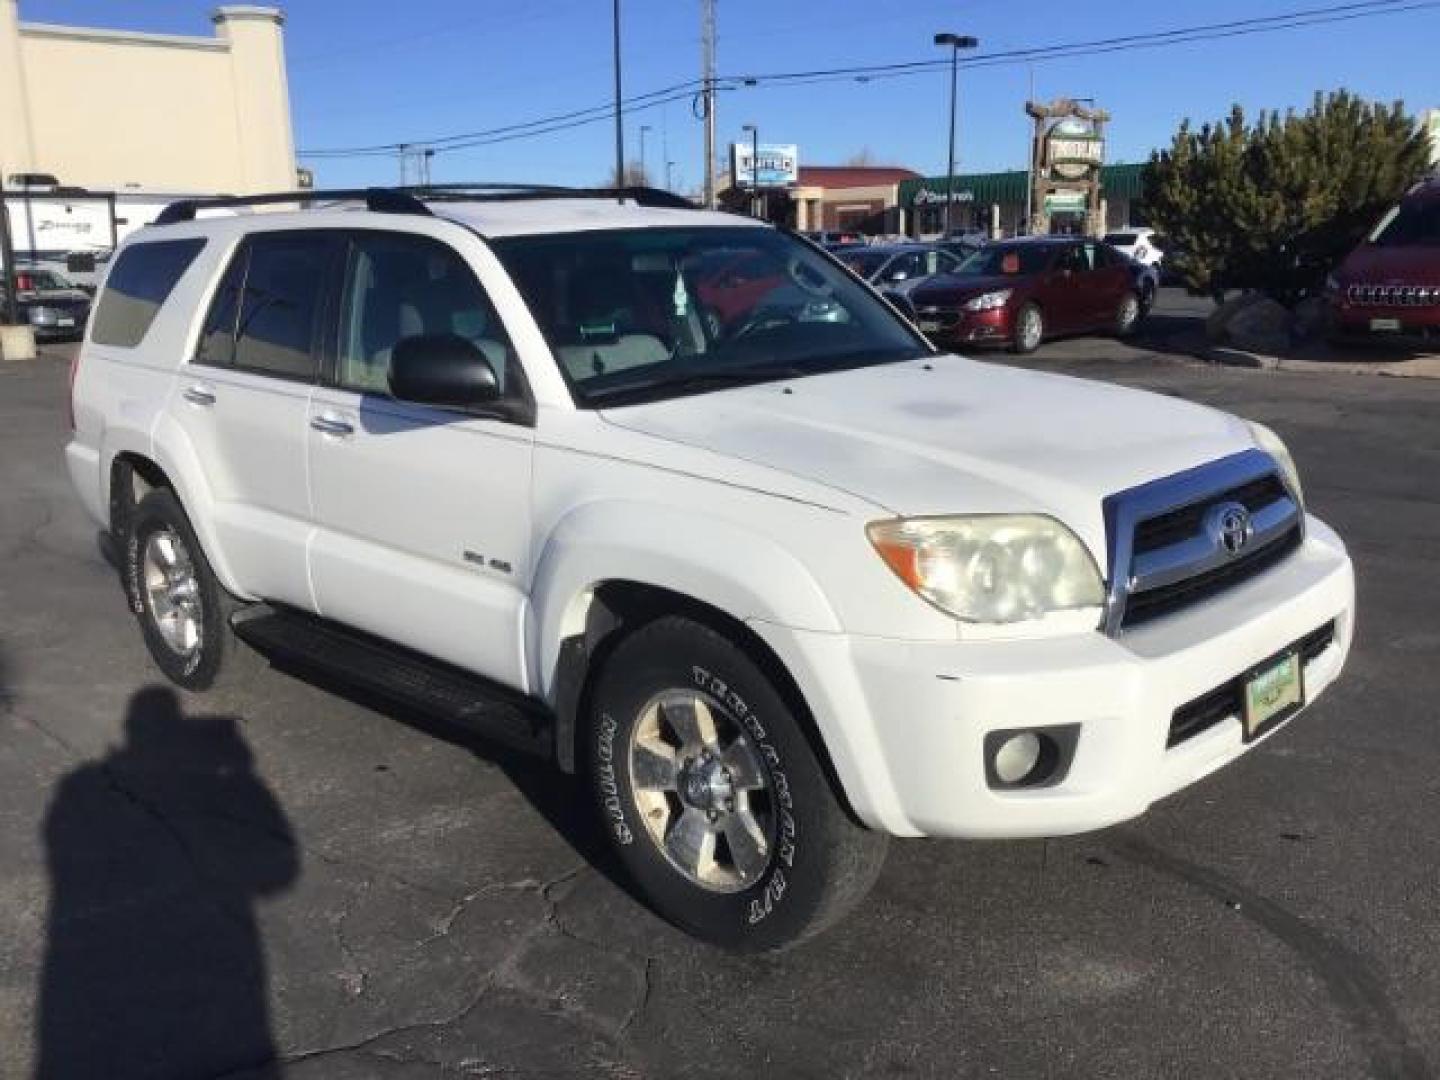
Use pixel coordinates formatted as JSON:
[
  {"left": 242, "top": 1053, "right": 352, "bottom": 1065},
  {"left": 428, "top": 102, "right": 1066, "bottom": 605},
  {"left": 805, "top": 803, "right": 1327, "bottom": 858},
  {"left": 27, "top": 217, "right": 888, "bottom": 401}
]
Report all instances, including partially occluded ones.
[
  {"left": 1043, "top": 191, "right": 1088, "bottom": 213},
  {"left": 912, "top": 186, "right": 975, "bottom": 206},
  {"left": 731, "top": 142, "right": 799, "bottom": 188},
  {"left": 1048, "top": 117, "right": 1104, "bottom": 181}
]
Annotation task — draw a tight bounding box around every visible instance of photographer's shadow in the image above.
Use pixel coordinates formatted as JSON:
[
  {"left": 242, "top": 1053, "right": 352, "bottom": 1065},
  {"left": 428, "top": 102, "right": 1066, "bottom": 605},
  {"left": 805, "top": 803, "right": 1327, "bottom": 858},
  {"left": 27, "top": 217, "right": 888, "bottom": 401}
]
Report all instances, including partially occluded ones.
[{"left": 36, "top": 686, "right": 297, "bottom": 1079}]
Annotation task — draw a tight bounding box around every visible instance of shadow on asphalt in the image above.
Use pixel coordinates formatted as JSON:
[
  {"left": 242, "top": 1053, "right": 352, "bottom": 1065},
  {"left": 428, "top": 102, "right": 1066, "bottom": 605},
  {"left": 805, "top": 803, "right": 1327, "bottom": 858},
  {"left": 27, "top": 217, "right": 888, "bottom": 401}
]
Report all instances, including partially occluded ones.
[
  {"left": 258, "top": 655, "right": 640, "bottom": 907},
  {"left": 34, "top": 686, "right": 297, "bottom": 1079}
]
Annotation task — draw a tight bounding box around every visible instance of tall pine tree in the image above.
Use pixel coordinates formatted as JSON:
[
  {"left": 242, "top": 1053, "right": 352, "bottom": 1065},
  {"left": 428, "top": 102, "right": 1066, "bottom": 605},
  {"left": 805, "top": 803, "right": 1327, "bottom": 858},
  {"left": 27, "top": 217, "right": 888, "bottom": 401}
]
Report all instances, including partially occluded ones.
[{"left": 1142, "top": 91, "right": 1429, "bottom": 305}]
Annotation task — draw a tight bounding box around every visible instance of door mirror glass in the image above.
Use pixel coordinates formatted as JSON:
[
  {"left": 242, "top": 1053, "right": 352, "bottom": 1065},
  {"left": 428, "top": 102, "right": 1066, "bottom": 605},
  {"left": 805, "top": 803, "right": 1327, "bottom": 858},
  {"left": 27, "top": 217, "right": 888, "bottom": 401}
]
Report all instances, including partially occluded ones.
[{"left": 389, "top": 333, "right": 500, "bottom": 409}]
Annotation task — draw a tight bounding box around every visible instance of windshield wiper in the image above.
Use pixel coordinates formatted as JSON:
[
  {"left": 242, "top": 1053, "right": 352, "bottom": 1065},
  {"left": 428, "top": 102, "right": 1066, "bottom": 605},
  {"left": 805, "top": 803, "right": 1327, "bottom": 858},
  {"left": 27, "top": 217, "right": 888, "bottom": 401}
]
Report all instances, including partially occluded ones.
[{"left": 586, "top": 364, "right": 811, "bottom": 407}]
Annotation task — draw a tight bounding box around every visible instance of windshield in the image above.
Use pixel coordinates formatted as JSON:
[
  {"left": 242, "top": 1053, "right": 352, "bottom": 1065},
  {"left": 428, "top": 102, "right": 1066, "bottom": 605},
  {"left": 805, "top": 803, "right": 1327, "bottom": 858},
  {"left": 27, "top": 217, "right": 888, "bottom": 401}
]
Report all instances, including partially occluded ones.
[
  {"left": 954, "top": 244, "right": 1055, "bottom": 277},
  {"left": 490, "top": 226, "right": 927, "bottom": 407},
  {"left": 1104, "top": 233, "right": 1138, "bottom": 246},
  {"left": 1369, "top": 199, "right": 1440, "bottom": 247}
]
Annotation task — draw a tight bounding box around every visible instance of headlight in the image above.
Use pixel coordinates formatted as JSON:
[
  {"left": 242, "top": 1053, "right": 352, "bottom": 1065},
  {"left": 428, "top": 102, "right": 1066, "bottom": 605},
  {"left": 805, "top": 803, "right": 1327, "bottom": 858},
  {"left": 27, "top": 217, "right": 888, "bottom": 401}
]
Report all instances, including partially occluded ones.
[
  {"left": 962, "top": 289, "right": 1012, "bottom": 312},
  {"left": 867, "top": 515, "right": 1104, "bottom": 625},
  {"left": 1246, "top": 420, "right": 1304, "bottom": 505}
]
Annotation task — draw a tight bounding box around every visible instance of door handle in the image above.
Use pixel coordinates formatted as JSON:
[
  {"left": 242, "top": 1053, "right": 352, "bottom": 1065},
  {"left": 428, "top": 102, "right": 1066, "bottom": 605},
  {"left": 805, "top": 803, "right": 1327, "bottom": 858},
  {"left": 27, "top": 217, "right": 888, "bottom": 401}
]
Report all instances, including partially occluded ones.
[
  {"left": 309, "top": 415, "right": 354, "bottom": 437},
  {"left": 182, "top": 385, "right": 216, "bottom": 407}
]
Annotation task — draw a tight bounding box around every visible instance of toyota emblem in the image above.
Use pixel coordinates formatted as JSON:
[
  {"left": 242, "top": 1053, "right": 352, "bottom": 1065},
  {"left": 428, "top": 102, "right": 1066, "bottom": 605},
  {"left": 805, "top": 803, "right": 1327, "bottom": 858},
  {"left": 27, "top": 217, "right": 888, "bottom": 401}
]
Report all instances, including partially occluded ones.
[{"left": 1206, "top": 501, "right": 1254, "bottom": 556}]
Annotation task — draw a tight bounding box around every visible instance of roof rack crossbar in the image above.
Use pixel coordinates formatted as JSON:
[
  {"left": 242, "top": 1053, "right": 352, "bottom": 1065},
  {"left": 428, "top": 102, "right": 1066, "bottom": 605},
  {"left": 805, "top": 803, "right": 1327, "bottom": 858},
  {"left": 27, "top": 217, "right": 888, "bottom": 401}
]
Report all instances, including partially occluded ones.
[
  {"left": 401, "top": 184, "right": 697, "bottom": 210},
  {"left": 151, "top": 183, "right": 697, "bottom": 227},
  {"left": 153, "top": 187, "right": 432, "bottom": 225}
]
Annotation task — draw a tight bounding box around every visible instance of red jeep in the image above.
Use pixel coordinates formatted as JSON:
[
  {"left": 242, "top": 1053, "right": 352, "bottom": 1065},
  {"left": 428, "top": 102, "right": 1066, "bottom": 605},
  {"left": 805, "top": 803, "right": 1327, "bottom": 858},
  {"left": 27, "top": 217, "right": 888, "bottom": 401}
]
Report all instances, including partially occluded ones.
[{"left": 1327, "top": 178, "right": 1440, "bottom": 344}]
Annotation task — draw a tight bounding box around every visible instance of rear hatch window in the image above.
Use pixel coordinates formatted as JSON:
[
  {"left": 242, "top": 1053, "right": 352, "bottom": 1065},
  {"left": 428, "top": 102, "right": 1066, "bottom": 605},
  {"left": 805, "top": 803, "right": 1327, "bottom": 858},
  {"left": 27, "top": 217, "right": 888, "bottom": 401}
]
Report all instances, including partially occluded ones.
[{"left": 91, "top": 238, "right": 206, "bottom": 348}]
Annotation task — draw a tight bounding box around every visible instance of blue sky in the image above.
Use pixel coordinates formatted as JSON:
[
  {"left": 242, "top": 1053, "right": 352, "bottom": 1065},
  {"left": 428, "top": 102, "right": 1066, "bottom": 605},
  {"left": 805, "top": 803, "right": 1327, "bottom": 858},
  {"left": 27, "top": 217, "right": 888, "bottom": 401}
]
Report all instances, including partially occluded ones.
[{"left": 19, "top": 0, "right": 1440, "bottom": 192}]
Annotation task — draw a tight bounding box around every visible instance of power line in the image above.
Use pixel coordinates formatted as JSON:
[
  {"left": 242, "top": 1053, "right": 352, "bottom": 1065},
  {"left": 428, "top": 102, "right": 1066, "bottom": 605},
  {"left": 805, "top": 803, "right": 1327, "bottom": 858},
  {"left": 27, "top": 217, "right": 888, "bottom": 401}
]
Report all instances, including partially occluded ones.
[{"left": 295, "top": 0, "right": 1434, "bottom": 161}]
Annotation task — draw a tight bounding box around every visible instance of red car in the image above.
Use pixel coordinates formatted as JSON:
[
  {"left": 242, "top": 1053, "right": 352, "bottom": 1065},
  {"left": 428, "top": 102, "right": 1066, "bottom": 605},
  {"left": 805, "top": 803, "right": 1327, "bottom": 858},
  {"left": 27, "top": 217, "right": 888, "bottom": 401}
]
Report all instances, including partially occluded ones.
[
  {"left": 906, "top": 237, "right": 1148, "bottom": 354},
  {"left": 1327, "top": 177, "right": 1440, "bottom": 344}
]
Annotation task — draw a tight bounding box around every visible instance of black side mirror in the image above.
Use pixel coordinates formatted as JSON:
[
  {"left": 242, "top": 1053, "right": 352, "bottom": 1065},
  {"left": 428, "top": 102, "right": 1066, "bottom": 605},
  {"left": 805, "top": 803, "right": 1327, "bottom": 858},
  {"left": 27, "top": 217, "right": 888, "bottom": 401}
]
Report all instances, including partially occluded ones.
[{"left": 389, "top": 333, "right": 500, "bottom": 409}]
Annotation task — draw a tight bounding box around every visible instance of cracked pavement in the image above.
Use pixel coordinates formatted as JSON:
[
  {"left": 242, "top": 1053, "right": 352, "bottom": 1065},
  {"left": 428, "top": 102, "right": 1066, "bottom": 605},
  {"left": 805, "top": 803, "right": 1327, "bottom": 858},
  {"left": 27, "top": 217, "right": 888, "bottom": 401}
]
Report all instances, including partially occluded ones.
[{"left": 2, "top": 312, "right": 1439, "bottom": 1079}]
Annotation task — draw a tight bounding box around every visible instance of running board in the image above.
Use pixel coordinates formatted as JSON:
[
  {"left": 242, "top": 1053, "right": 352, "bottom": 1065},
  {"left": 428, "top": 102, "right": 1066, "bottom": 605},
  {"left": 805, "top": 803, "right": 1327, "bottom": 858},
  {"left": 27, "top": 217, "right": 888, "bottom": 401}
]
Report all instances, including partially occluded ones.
[{"left": 231, "top": 606, "right": 553, "bottom": 757}]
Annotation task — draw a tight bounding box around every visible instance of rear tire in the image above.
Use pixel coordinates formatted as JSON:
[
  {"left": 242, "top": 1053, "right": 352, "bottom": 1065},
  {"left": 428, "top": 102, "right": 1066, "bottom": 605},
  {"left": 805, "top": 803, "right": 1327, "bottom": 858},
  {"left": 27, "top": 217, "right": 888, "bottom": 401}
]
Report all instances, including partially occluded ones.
[
  {"left": 586, "top": 616, "right": 888, "bottom": 951},
  {"left": 123, "top": 489, "right": 259, "bottom": 692},
  {"left": 1011, "top": 303, "right": 1044, "bottom": 354}
]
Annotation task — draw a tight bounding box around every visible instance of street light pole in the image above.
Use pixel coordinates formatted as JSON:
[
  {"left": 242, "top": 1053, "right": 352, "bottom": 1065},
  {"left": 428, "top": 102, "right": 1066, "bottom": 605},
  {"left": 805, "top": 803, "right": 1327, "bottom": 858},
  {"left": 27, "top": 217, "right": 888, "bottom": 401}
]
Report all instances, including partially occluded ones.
[
  {"left": 639, "top": 124, "right": 651, "bottom": 187},
  {"left": 934, "top": 32, "right": 978, "bottom": 237},
  {"left": 742, "top": 123, "right": 759, "bottom": 218}
]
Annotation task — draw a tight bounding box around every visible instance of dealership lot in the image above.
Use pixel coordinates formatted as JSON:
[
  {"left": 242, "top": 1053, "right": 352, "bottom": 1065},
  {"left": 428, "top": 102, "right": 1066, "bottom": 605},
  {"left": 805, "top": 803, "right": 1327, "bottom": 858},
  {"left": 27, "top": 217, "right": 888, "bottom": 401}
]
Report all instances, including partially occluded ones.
[{"left": 2, "top": 331, "right": 1438, "bottom": 1078}]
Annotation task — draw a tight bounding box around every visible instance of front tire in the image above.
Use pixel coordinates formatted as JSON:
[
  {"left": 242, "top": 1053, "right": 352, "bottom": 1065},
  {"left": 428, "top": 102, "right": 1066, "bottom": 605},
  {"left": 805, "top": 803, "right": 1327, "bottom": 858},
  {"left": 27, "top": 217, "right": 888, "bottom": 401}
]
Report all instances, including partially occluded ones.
[
  {"left": 1011, "top": 303, "right": 1044, "bottom": 354},
  {"left": 586, "top": 616, "right": 887, "bottom": 951},
  {"left": 1114, "top": 291, "right": 1142, "bottom": 337},
  {"left": 123, "top": 489, "right": 256, "bottom": 692}
]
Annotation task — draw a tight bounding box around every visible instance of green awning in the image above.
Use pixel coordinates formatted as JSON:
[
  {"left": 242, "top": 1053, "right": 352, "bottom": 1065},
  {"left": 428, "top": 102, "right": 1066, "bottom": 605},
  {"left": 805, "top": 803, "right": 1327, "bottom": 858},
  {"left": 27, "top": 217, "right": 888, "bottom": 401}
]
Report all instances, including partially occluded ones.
[{"left": 898, "top": 162, "right": 1148, "bottom": 207}]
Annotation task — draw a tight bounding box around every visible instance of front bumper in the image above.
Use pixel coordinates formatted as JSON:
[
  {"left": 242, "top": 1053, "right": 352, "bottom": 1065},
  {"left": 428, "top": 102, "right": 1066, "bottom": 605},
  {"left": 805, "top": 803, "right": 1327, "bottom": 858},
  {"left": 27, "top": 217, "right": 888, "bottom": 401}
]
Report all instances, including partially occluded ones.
[
  {"left": 763, "top": 515, "right": 1354, "bottom": 839},
  {"left": 1329, "top": 297, "right": 1440, "bottom": 342},
  {"left": 915, "top": 305, "right": 1013, "bottom": 346}
]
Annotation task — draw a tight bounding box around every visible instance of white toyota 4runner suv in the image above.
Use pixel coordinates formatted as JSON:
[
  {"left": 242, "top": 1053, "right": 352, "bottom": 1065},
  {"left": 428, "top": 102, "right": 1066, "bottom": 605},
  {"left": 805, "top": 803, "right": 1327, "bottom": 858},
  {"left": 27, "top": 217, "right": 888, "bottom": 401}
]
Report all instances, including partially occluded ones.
[{"left": 67, "top": 186, "right": 1354, "bottom": 951}]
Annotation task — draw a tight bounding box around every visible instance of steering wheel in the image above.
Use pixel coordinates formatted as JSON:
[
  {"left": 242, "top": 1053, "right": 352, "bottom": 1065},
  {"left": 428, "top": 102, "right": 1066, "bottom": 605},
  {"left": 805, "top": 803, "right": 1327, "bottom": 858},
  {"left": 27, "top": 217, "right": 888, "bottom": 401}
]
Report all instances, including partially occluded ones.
[{"left": 787, "top": 254, "right": 833, "bottom": 298}]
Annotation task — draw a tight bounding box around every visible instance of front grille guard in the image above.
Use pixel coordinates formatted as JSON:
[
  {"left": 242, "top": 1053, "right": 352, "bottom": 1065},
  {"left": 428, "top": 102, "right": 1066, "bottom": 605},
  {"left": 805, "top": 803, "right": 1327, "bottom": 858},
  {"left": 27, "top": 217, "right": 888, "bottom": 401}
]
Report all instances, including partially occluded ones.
[{"left": 1100, "top": 449, "right": 1304, "bottom": 636}]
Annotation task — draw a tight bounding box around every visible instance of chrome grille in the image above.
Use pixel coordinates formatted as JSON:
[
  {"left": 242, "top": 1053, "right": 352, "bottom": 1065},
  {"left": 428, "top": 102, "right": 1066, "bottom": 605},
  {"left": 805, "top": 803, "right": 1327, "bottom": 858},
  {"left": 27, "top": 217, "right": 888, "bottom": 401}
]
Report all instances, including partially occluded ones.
[
  {"left": 1103, "top": 450, "right": 1304, "bottom": 634},
  {"left": 1346, "top": 283, "right": 1440, "bottom": 307}
]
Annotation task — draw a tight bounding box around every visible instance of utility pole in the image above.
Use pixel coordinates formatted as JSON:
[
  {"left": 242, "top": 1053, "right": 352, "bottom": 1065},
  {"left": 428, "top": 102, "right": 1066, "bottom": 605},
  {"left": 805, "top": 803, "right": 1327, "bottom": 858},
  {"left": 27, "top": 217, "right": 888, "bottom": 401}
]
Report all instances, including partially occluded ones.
[
  {"left": 639, "top": 124, "right": 651, "bottom": 186},
  {"left": 701, "top": 0, "right": 717, "bottom": 208},
  {"left": 612, "top": 0, "right": 624, "bottom": 200},
  {"left": 0, "top": 175, "right": 17, "bottom": 324}
]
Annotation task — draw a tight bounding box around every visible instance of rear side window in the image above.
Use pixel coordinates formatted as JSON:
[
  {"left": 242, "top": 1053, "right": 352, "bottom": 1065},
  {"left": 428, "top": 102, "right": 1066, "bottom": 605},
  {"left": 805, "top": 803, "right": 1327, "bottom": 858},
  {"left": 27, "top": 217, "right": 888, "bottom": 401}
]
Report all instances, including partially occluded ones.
[
  {"left": 194, "top": 232, "right": 332, "bottom": 380},
  {"left": 90, "top": 239, "right": 206, "bottom": 347}
]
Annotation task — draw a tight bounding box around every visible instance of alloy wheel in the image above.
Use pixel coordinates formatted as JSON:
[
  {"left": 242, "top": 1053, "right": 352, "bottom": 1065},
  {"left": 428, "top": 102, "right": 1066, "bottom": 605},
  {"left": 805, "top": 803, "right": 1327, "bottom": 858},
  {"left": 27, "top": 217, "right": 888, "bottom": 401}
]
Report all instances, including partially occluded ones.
[
  {"left": 141, "top": 527, "right": 204, "bottom": 658},
  {"left": 627, "top": 689, "right": 775, "bottom": 893}
]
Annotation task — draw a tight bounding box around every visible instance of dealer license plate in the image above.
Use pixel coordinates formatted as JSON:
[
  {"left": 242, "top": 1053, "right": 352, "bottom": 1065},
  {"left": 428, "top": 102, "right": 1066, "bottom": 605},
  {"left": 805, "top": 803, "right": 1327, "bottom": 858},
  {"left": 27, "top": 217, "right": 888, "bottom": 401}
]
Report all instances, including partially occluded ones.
[
  {"left": 1243, "top": 651, "right": 1303, "bottom": 740},
  {"left": 1369, "top": 317, "right": 1401, "bottom": 332},
  {"left": 918, "top": 320, "right": 942, "bottom": 333}
]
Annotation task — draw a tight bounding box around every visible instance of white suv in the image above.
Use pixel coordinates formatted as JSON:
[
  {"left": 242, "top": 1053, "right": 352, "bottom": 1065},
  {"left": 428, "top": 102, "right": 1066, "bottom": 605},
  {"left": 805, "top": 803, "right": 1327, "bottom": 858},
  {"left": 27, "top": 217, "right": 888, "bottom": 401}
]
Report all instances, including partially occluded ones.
[{"left": 66, "top": 186, "right": 1354, "bottom": 950}]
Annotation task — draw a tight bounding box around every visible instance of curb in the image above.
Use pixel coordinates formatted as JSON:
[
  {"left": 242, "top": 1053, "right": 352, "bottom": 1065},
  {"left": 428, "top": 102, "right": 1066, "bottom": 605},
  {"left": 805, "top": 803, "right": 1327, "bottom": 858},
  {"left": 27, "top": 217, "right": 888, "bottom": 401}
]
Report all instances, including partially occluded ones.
[{"left": 1196, "top": 343, "right": 1440, "bottom": 380}]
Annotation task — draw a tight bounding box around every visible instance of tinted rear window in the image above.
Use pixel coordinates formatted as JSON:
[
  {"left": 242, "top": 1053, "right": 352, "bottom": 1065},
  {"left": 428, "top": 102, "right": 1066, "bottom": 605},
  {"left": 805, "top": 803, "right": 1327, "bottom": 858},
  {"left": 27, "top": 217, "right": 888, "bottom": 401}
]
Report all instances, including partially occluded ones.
[{"left": 90, "top": 239, "right": 206, "bottom": 347}]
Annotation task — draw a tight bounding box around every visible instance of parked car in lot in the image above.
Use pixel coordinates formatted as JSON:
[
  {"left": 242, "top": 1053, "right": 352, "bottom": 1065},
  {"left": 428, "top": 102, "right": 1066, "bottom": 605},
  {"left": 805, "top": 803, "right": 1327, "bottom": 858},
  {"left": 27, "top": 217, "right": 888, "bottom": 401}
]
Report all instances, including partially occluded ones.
[
  {"left": 834, "top": 242, "right": 965, "bottom": 294},
  {"left": 1104, "top": 227, "right": 1164, "bottom": 270},
  {"left": 1326, "top": 176, "right": 1440, "bottom": 344},
  {"left": 907, "top": 237, "right": 1152, "bottom": 353},
  {"left": 1, "top": 263, "right": 92, "bottom": 339},
  {"left": 67, "top": 185, "right": 1353, "bottom": 950}
]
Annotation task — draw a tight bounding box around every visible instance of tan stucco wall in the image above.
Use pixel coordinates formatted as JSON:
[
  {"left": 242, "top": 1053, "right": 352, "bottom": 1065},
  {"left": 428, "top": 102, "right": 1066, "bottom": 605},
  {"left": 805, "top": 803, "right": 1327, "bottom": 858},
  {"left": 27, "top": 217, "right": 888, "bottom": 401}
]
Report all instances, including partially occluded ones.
[{"left": 1, "top": 3, "right": 295, "bottom": 193}]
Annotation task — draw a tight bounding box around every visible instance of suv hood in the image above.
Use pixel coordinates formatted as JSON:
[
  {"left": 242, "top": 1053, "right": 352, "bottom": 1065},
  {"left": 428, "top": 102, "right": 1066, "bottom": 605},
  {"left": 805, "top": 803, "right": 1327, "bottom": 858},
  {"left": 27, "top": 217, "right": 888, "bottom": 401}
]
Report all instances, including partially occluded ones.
[
  {"left": 600, "top": 358, "right": 1255, "bottom": 562},
  {"left": 1339, "top": 243, "right": 1440, "bottom": 285}
]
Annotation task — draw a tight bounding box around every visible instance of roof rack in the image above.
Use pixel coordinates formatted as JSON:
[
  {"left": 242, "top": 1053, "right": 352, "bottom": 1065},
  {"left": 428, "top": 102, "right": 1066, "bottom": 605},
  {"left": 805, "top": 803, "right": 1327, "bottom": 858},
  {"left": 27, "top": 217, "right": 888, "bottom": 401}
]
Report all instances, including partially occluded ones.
[
  {"left": 400, "top": 183, "right": 697, "bottom": 210},
  {"left": 153, "top": 184, "right": 700, "bottom": 226},
  {"left": 154, "top": 187, "right": 430, "bottom": 225}
]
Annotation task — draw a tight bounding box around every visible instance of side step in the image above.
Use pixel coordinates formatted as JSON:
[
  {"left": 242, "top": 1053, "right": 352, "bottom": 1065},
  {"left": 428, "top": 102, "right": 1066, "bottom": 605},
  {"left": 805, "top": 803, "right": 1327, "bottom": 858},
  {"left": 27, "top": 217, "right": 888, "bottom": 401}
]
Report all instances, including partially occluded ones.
[{"left": 231, "top": 606, "right": 554, "bottom": 758}]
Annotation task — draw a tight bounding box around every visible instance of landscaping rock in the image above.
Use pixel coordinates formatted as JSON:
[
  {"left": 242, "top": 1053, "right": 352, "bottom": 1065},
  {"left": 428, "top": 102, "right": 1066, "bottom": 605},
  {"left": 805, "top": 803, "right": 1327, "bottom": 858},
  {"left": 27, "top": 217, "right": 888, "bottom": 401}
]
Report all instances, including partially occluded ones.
[
  {"left": 1205, "top": 293, "right": 1264, "bottom": 342},
  {"left": 1225, "top": 298, "right": 1292, "bottom": 355},
  {"left": 1292, "top": 297, "right": 1330, "bottom": 341}
]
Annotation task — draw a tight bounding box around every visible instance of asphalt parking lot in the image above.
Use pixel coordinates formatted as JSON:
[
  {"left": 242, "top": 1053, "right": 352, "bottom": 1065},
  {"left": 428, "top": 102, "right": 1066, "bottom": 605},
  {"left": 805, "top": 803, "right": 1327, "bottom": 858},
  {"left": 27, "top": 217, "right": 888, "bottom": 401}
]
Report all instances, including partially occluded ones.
[{"left": 3, "top": 310, "right": 1439, "bottom": 1079}]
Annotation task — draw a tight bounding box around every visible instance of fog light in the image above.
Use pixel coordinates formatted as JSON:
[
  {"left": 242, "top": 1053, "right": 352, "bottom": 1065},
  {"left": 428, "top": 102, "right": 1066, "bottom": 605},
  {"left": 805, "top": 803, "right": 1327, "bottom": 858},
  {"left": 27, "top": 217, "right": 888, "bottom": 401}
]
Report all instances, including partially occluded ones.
[
  {"left": 993, "top": 733, "right": 1041, "bottom": 784},
  {"left": 983, "top": 724, "right": 1081, "bottom": 790}
]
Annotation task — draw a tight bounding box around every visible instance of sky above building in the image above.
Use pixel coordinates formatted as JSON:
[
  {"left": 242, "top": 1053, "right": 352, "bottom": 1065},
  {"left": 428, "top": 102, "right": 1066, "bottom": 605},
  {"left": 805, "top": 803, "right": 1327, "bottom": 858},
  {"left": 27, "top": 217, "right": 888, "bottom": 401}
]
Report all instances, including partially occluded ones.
[{"left": 18, "top": 0, "right": 1440, "bottom": 192}]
